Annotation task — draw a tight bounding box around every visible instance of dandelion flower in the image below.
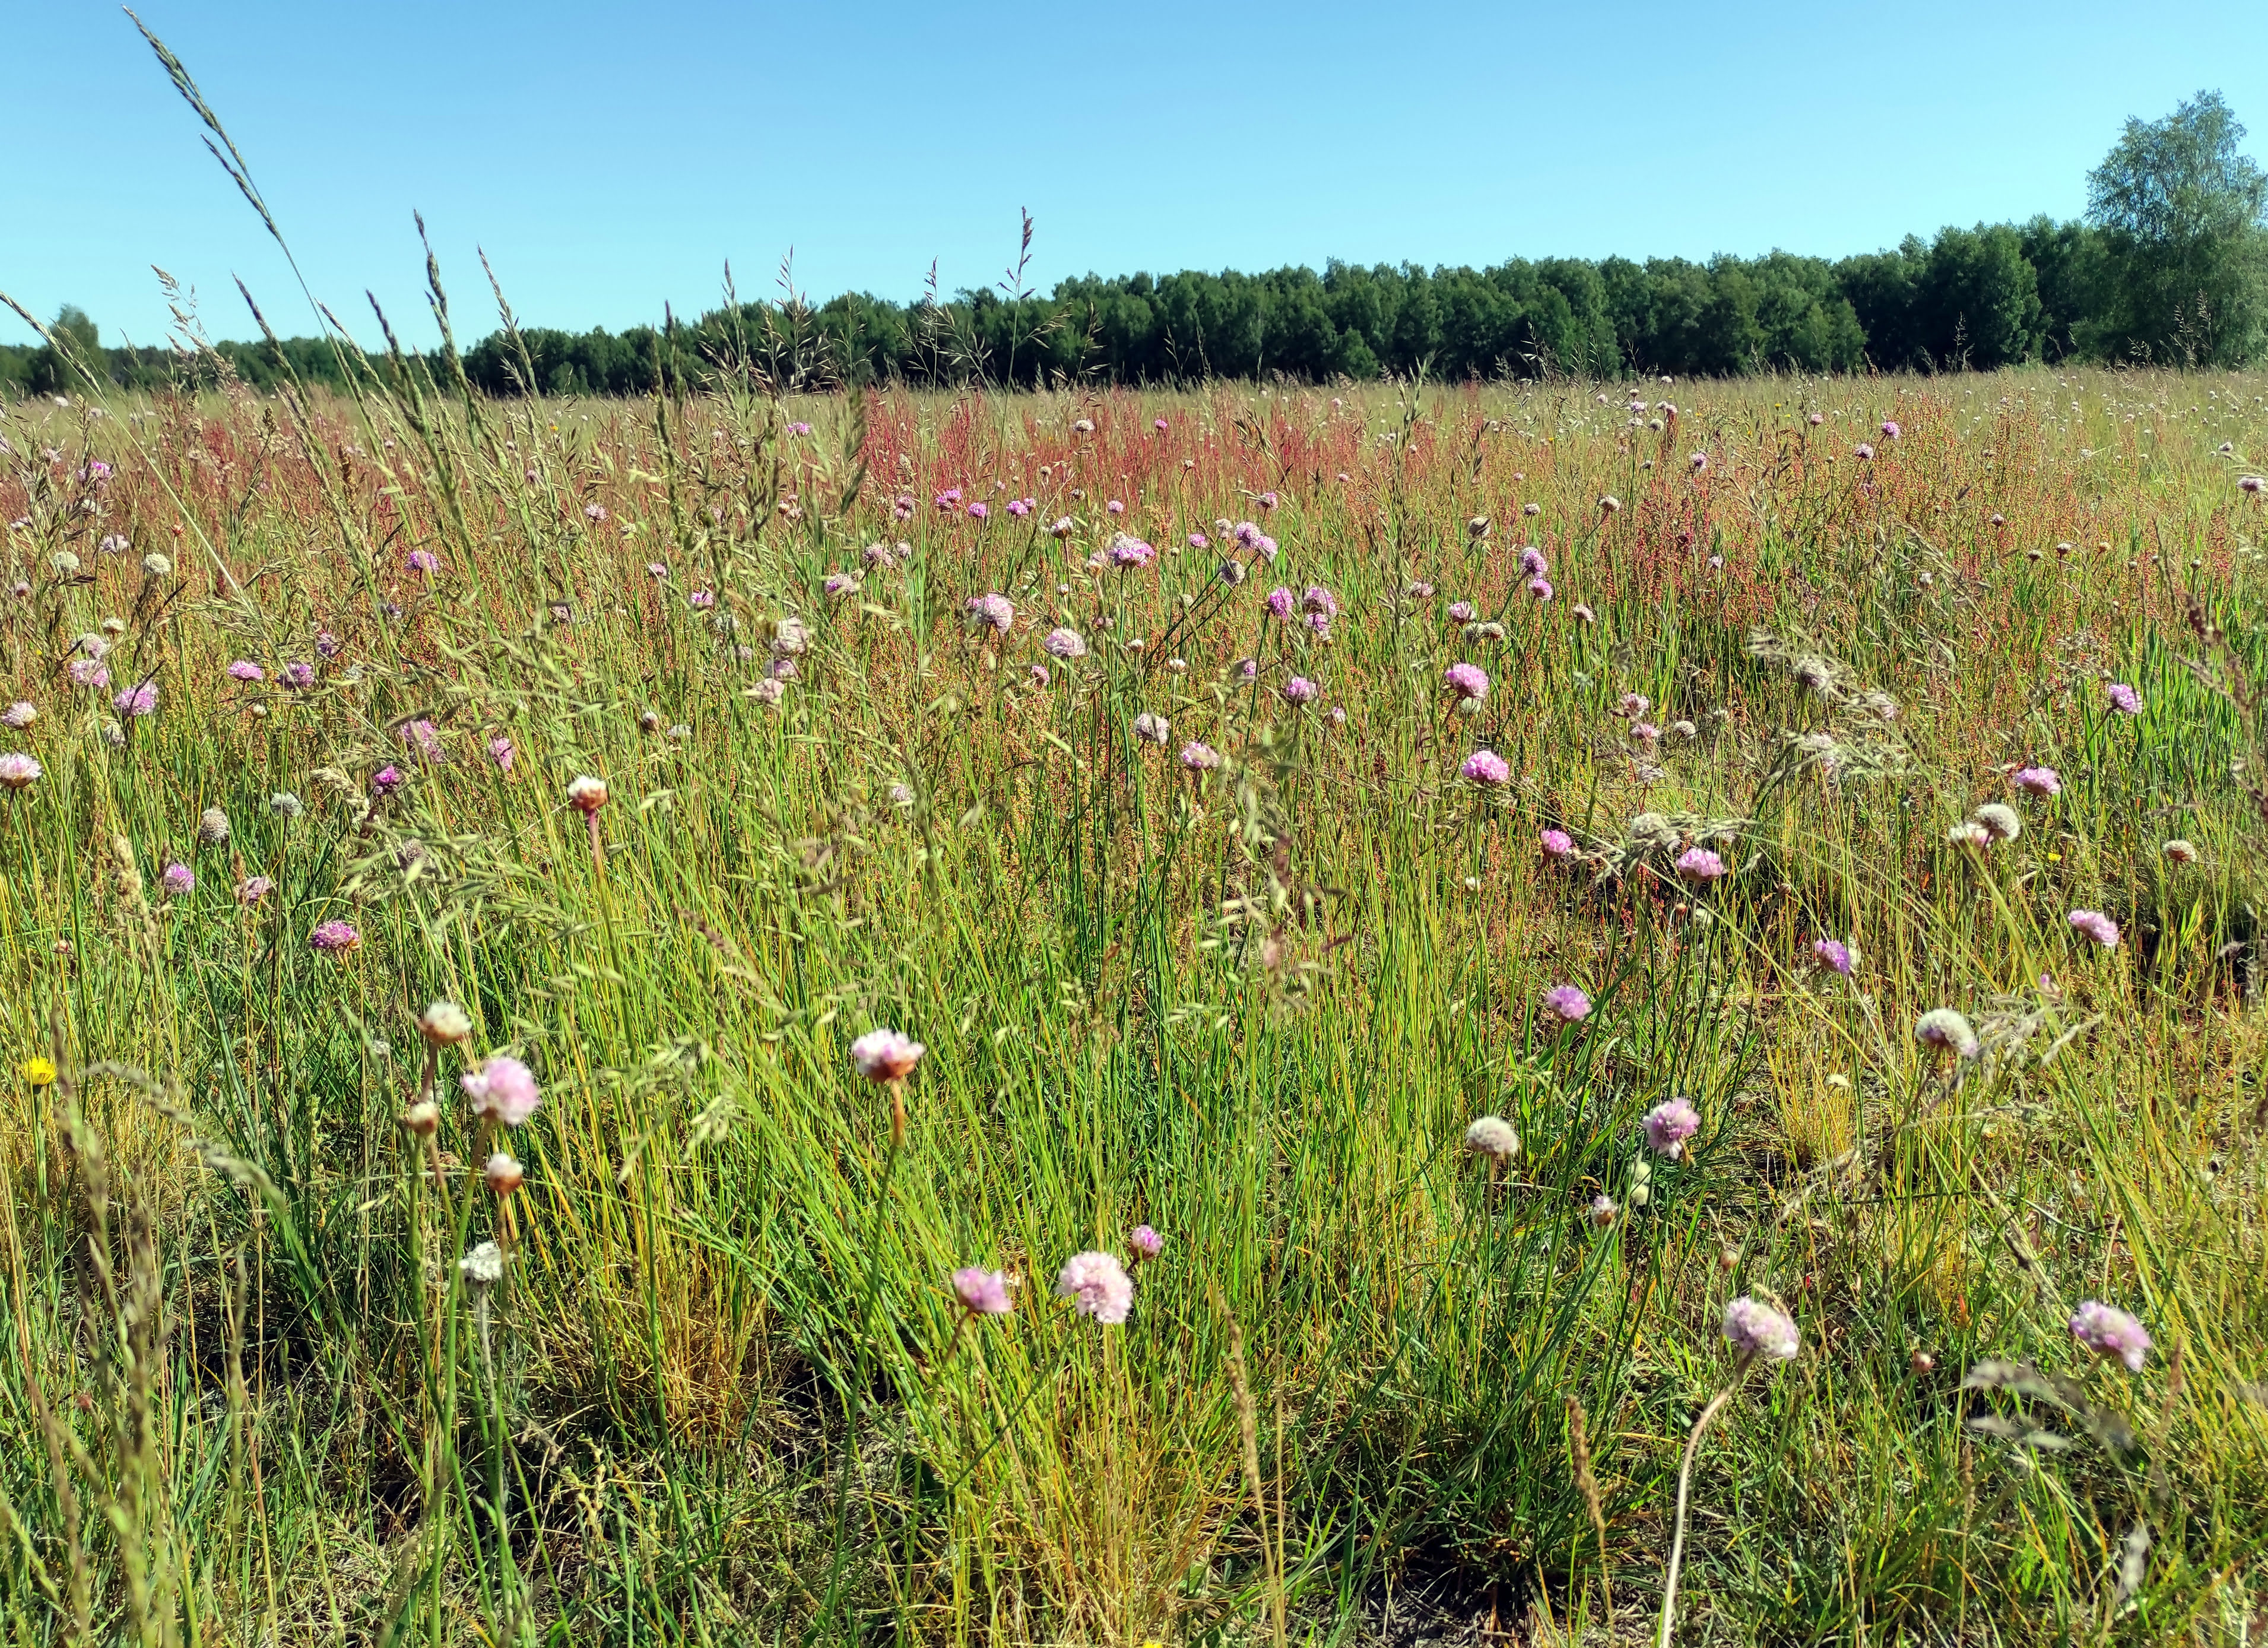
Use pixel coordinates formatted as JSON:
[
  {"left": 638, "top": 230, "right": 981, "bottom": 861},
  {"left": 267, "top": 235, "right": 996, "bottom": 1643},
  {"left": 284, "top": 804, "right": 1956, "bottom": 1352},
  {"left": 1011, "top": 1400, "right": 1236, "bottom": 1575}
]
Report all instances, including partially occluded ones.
[
  {"left": 2068, "top": 909, "right": 2119, "bottom": 947},
  {"left": 1464, "top": 1115, "right": 1520, "bottom": 1158},
  {"left": 952, "top": 1267, "right": 1014, "bottom": 1316},
  {"left": 20, "top": 1056, "right": 57, "bottom": 1086},
  {"left": 850, "top": 1028, "right": 925, "bottom": 1083},
  {"left": 463, "top": 1055, "right": 541, "bottom": 1125},
  {"left": 1723, "top": 1296, "right": 1801, "bottom": 1363},
  {"left": 1644, "top": 1098, "right": 1701, "bottom": 1158},
  {"left": 2069, "top": 1300, "right": 2149, "bottom": 1372},
  {"left": 1055, "top": 1250, "right": 1134, "bottom": 1324}
]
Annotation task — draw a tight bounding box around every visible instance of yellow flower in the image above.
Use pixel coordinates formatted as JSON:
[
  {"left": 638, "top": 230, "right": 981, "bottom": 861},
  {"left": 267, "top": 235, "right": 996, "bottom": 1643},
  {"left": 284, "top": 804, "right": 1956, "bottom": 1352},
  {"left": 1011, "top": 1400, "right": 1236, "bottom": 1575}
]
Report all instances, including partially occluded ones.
[{"left": 20, "top": 1056, "right": 56, "bottom": 1086}]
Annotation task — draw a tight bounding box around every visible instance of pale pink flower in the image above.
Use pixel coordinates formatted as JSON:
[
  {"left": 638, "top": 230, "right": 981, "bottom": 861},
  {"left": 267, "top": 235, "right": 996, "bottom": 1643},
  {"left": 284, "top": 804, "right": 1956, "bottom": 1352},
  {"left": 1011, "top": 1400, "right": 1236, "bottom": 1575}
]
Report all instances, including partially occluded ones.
[
  {"left": 1445, "top": 663, "right": 1487, "bottom": 701},
  {"left": 850, "top": 1028, "right": 925, "bottom": 1083},
  {"left": 1128, "top": 1224, "right": 1165, "bottom": 1260},
  {"left": 1540, "top": 828, "right": 1574, "bottom": 860},
  {"left": 2067, "top": 909, "right": 2119, "bottom": 947},
  {"left": 1461, "top": 749, "right": 1509, "bottom": 785},
  {"left": 463, "top": 1055, "right": 541, "bottom": 1126},
  {"left": 953, "top": 1267, "right": 1014, "bottom": 1316},
  {"left": 2069, "top": 1300, "right": 2149, "bottom": 1371},
  {"left": 1644, "top": 1098, "right": 1700, "bottom": 1158},
  {"left": 1055, "top": 1250, "right": 1134, "bottom": 1324},
  {"left": 1542, "top": 984, "right": 1591, "bottom": 1023},
  {"left": 1723, "top": 1296, "right": 1800, "bottom": 1362},
  {"left": 2011, "top": 766, "right": 2061, "bottom": 798},
  {"left": 1674, "top": 847, "right": 1727, "bottom": 880}
]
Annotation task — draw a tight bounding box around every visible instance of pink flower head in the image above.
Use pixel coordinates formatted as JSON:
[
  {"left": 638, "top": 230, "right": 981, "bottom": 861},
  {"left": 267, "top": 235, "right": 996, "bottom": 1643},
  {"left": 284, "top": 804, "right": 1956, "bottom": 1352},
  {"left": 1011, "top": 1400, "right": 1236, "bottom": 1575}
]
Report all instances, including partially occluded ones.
[
  {"left": 1690, "top": 452, "right": 1709, "bottom": 472},
  {"left": 1234, "top": 521, "right": 1265, "bottom": 550},
  {"left": 583, "top": 502, "right": 609, "bottom": 522},
  {"left": 1282, "top": 677, "right": 1319, "bottom": 705},
  {"left": 1444, "top": 663, "right": 1488, "bottom": 701},
  {"left": 1153, "top": 417, "right": 1169, "bottom": 432},
  {"left": 850, "top": 1028, "right": 924, "bottom": 1083},
  {"left": 1854, "top": 442, "right": 1876, "bottom": 461},
  {"left": 114, "top": 683, "right": 158, "bottom": 717},
  {"left": 1723, "top": 1296, "right": 1801, "bottom": 1363},
  {"left": 1302, "top": 585, "right": 1338, "bottom": 619},
  {"left": 373, "top": 765, "right": 405, "bottom": 796},
  {"left": 1644, "top": 1098, "right": 1701, "bottom": 1158},
  {"left": 308, "top": 919, "right": 361, "bottom": 955},
  {"left": 1306, "top": 611, "right": 1332, "bottom": 639},
  {"left": 1448, "top": 601, "right": 1476, "bottom": 623},
  {"left": 1540, "top": 828, "right": 1574, "bottom": 860},
  {"left": 1109, "top": 533, "right": 1155, "bottom": 568},
  {"left": 1179, "top": 741, "right": 1220, "bottom": 771},
  {"left": 1674, "top": 847, "right": 1727, "bottom": 880},
  {"left": 786, "top": 420, "right": 812, "bottom": 435},
  {"left": 2069, "top": 1300, "right": 2149, "bottom": 1372},
  {"left": 161, "top": 862, "right": 194, "bottom": 896},
  {"left": 1812, "top": 938, "right": 1853, "bottom": 975},
  {"left": 1266, "top": 587, "right": 1296, "bottom": 620},
  {"left": 968, "top": 501, "right": 989, "bottom": 521},
  {"left": 933, "top": 487, "right": 963, "bottom": 512},
  {"left": 1632, "top": 722, "right": 1661, "bottom": 743},
  {"left": 964, "top": 592, "right": 1015, "bottom": 636},
  {"left": 1542, "top": 984, "right": 1591, "bottom": 1023},
  {"left": 235, "top": 874, "right": 273, "bottom": 904},
  {"left": 281, "top": 661, "right": 315, "bottom": 688},
  {"left": 463, "top": 1054, "right": 541, "bottom": 1126},
  {"left": 1187, "top": 532, "right": 1210, "bottom": 550},
  {"left": 2106, "top": 683, "right": 2141, "bottom": 715},
  {"left": 1042, "top": 627, "right": 1087, "bottom": 661},
  {"left": 1257, "top": 490, "right": 1279, "bottom": 511},
  {"left": 2012, "top": 766, "right": 2062, "bottom": 798},
  {"left": 486, "top": 735, "right": 515, "bottom": 771},
  {"left": 952, "top": 1267, "right": 1013, "bottom": 1316},
  {"left": 69, "top": 658, "right": 110, "bottom": 688},
  {"left": 2240, "top": 475, "right": 2266, "bottom": 495},
  {"left": 2067, "top": 909, "right": 2119, "bottom": 948},
  {"left": 1879, "top": 420, "right": 1901, "bottom": 440},
  {"left": 1526, "top": 577, "right": 1554, "bottom": 601},
  {"left": 401, "top": 719, "right": 446, "bottom": 763},
  {"left": 894, "top": 493, "right": 917, "bottom": 519},
  {"left": 1029, "top": 664, "right": 1051, "bottom": 687},
  {"left": 1461, "top": 749, "right": 1509, "bottom": 785},
  {"left": 1055, "top": 1250, "right": 1134, "bottom": 1324},
  {"left": 227, "top": 659, "right": 265, "bottom": 683},
  {"left": 0, "top": 752, "right": 39, "bottom": 789},
  {"left": 1128, "top": 1224, "right": 1165, "bottom": 1260},
  {"left": 1519, "top": 546, "right": 1549, "bottom": 578},
  {"left": 407, "top": 549, "right": 439, "bottom": 573}
]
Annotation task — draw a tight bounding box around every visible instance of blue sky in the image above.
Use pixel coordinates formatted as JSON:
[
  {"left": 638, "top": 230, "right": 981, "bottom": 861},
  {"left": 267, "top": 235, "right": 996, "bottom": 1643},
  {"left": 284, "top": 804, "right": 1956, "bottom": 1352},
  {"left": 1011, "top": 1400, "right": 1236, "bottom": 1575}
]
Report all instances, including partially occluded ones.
[{"left": 8, "top": 1, "right": 2266, "bottom": 350}]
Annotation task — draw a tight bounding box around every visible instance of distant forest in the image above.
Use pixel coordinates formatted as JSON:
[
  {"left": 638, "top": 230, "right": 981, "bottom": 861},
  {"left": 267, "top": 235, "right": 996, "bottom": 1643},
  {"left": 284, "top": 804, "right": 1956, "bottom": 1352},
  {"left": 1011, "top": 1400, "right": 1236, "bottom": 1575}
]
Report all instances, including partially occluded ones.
[{"left": 8, "top": 94, "right": 2267, "bottom": 398}]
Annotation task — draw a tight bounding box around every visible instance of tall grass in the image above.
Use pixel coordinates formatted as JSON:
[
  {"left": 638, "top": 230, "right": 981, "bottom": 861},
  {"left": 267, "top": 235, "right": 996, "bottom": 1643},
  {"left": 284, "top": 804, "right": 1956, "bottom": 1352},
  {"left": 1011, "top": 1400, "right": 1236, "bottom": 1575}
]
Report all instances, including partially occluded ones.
[{"left": 1, "top": 348, "right": 2266, "bottom": 1644}]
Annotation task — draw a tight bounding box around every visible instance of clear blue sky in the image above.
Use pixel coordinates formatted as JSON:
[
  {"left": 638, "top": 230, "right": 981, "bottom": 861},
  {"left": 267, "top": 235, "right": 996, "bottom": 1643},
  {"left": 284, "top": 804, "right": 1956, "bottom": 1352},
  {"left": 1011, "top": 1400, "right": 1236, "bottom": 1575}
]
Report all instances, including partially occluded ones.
[{"left": 8, "top": 0, "right": 2265, "bottom": 350}]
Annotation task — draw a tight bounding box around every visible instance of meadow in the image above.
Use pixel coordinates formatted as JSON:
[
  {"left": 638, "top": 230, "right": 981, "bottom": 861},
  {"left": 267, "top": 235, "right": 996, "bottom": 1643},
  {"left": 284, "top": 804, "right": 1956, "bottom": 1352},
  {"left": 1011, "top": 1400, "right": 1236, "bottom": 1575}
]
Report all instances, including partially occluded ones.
[{"left": 3, "top": 358, "right": 2267, "bottom": 1646}]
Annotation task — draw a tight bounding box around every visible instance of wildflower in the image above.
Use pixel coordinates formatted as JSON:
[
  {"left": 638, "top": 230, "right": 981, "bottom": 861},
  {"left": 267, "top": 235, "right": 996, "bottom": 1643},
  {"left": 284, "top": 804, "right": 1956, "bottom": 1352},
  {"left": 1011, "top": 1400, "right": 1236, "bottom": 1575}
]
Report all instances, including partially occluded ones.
[
  {"left": 1723, "top": 1297, "right": 1801, "bottom": 1363},
  {"left": 464, "top": 1054, "right": 541, "bottom": 1126},
  {"left": 1444, "top": 663, "right": 1488, "bottom": 702},
  {"left": 484, "top": 1152, "right": 524, "bottom": 1196},
  {"left": 2241, "top": 476, "right": 2264, "bottom": 495},
  {"left": 271, "top": 659, "right": 313, "bottom": 690},
  {"left": 933, "top": 487, "right": 963, "bottom": 512},
  {"left": 460, "top": 1241, "right": 505, "bottom": 1286},
  {"left": 419, "top": 1001, "right": 474, "bottom": 1045},
  {"left": 1540, "top": 828, "right": 1574, "bottom": 860},
  {"left": 270, "top": 792, "right": 303, "bottom": 817},
  {"left": 485, "top": 735, "right": 515, "bottom": 772},
  {"left": 1055, "top": 1250, "right": 1134, "bottom": 1324},
  {"left": 1614, "top": 692, "right": 1650, "bottom": 719},
  {"left": 227, "top": 659, "right": 264, "bottom": 683},
  {"left": 1967, "top": 803, "right": 2021, "bottom": 844},
  {"left": 1674, "top": 847, "right": 1727, "bottom": 881},
  {"left": 1541, "top": 984, "right": 1591, "bottom": 1023},
  {"left": 1108, "top": 533, "right": 1154, "bottom": 568},
  {"left": 1689, "top": 452, "right": 1709, "bottom": 472},
  {"left": 1461, "top": 749, "right": 1510, "bottom": 785},
  {"left": 161, "top": 862, "right": 194, "bottom": 896},
  {"left": 1129, "top": 1224, "right": 1165, "bottom": 1260},
  {"left": 0, "top": 753, "right": 40, "bottom": 791},
  {"left": 1179, "top": 741, "right": 1220, "bottom": 771},
  {"left": 99, "top": 533, "right": 130, "bottom": 555},
  {"left": 52, "top": 552, "right": 80, "bottom": 573},
  {"left": 850, "top": 1028, "right": 924, "bottom": 1083},
  {"left": 2106, "top": 682, "right": 2141, "bottom": 715},
  {"left": 407, "top": 549, "right": 439, "bottom": 573},
  {"left": 953, "top": 1267, "right": 1014, "bottom": 1316},
  {"left": 401, "top": 720, "right": 446, "bottom": 763},
  {"left": 1670, "top": 719, "right": 1696, "bottom": 740},
  {"left": 1519, "top": 546, "right": 1549, "bottom": 578},
  {"left": 20, "top": 1056, "right": 57, "bottom": 1086},
  {"left": 373, "top": 765, "right": 405, "bottom": 797},
  {"left": 964, "top": 592, "right": 1015, "bottom": 636},
  {"left": 1808, "top": 411, "right": 1825, "bottom": 426},
  {"left": 309, "top": 919, "right": 362, "bottom": 955},
  {"left": 2069, "top": 1300, "right": 2150, "bottom": 1372},
  {"left": 1644, "top": 1098, "right": 1701, "bottom": 1158},
  {"left": 198, "top": 806, "right": 230, "bottom": 845},
  {"left": 1071, "top": 417, "right": 1095, "bottom": 435},
  {"left": 1914, "top": 1007, "right": 1980, "bottom": 1060},
  {"left": 1633, "top": 721, "right": 1661, "bottom": 743},
  {"left": 1042, "top": 627, "right": 1087, "bottom": 661},
  {"left": 1468, "top": 515, "right": 1491, "bottom": 540},
  {"left": 1132, "top": 711, "right": 1169, "bottom": 744},
  {"left": 2068, "top": 909, "right": 2120, "bottom": 947},
  {"left": 968, "top": 501, "right": 989, "bottom": 521},
  {"left": 1880, "top": 419, "right": 1901, "bottom": 440},
  {"left": 1947, "top": 820, "right": 1992, "bottom": 850},
  {"left": 1103, "top": 499, "right": 1124, "bottom": 516},
  {"left": 1599, "top": 495, "right": 1620, "bottom": 514},
  {"left": 1303, "top": 585, "right": 1338, "bottom": 619},
  {"left": 315, "top": 630, "right": 341, "bottom": 660},
  {"left": 141, "top": 553, "right": 171, "bottom": 577},
  {"left": 1811, "top": 938, "right": 1853, "bottom": 975},
  {"left": 1855, "top": 442, "right": 1876, "bottom": 461},
  {"left": 1572, "top": 602, "right": 1596, "bottom": 624},
  {"left": 113, "top": 683, "right": 157, "bottom": 717},
  {"left": 1527, "top": 577, "right": 1554, "bottom": 601},
  {"left": 2163, "top": 838, "right": 2199, "bottom": 864},
  {"left": 1448, "top": 601, "right": 1476, "bottom": 623},
  {"left": 566, "top": 775, "right": 608, "bottom": 814},
  {"left": 1274, "top": 676, "right": 1317, "bottom": 707},
  {"left": 1522, "top": 501, "right": 1541, "bottom": 516},
  {"left": 1049, "top": 515, "right": 1075, "bottom": 537},
  {"left": 1238, "top": 658, "right": 1259, "bottom": 680},
  {"left": 235, "top": 875, "right": 272, "bottom": 904},
  {"left": 1464, "top": 1115, "right": 1520, "bottom": 1158},
  {"left": 2011, "top": 766, "right": 2061, "bottom": 798}
]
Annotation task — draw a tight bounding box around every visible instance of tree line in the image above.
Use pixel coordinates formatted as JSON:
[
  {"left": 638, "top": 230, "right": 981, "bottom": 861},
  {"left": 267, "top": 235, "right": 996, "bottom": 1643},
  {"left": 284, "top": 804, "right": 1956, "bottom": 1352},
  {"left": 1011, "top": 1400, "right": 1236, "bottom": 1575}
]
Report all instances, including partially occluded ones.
[{"left": 8, "top": 92, "right": 2264, "bottom": 400}]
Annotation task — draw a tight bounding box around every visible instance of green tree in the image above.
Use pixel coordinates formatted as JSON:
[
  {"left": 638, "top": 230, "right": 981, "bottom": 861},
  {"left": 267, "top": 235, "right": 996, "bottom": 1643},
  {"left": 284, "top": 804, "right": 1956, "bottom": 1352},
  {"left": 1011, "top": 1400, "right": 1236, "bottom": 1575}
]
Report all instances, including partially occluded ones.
[
  {"left": 28, "top": 304, "right": 99, "bottom": 394},
  {"left": 2085, "top": 90, "right": 2268, "bottom": 364}
]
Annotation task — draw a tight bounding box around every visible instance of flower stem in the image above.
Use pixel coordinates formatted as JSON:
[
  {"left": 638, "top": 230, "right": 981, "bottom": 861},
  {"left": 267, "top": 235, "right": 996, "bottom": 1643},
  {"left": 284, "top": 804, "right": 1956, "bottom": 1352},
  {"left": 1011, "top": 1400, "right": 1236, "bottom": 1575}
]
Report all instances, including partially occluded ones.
[{"left": 1659, "top": 1377, "right": 1740, "bottom": 1648}]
